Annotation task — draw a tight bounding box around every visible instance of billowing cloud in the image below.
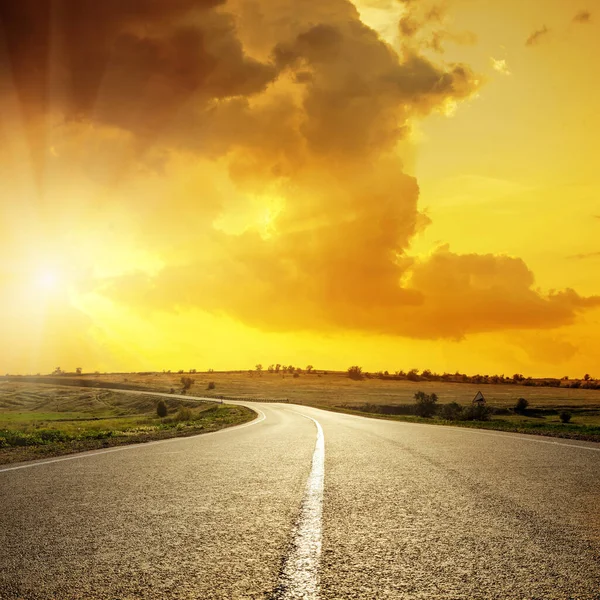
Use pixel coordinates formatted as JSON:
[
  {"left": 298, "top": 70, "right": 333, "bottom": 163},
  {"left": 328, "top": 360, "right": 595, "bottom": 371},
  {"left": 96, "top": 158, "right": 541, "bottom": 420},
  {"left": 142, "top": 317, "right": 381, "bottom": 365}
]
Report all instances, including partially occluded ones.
[
  {"left": 525, "top": 25, "right": 550, "bottom": 46},
  {"left": 106, "top": 244, "right": 600, "bottom": 339},
  {"left": 0, "top": 0, "right": 597, "bottom": 369}
]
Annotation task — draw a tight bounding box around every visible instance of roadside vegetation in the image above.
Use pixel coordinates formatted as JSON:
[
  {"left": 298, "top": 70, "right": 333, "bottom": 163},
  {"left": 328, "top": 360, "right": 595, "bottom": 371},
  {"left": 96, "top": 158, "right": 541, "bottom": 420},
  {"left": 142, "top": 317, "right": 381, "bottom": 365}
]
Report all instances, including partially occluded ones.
[
  {"left": 0, "top": 384, "right": 255, "bottom": 464},
  {"left": 341, "top": 391, "right": 600, "bottom": 443},
  {"left": 3, "top": 367, "right": 600, "bottom": 444}
]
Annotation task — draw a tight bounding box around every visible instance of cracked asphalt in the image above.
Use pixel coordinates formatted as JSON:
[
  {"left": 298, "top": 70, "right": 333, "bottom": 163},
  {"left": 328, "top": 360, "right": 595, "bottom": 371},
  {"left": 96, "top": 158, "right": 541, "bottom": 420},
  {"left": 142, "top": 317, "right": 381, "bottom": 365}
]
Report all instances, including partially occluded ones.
[{"left": 1, "top": 401, "right": 599, "bottom": 599}]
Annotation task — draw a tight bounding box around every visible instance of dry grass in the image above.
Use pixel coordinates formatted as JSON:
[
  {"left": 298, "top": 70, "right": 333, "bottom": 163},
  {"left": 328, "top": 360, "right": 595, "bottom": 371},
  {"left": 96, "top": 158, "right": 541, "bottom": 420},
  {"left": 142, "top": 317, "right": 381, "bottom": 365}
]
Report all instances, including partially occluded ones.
[{"left": 29, "top": 371, "right": 600, "bottom": 409}]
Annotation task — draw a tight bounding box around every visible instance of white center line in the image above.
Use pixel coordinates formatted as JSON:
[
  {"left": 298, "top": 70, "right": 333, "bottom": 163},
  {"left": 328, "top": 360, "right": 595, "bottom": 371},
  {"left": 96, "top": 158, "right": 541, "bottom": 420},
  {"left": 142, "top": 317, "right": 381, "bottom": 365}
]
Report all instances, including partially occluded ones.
[{"left": 276, "top": 415, "right": 325, "bottom": 599}]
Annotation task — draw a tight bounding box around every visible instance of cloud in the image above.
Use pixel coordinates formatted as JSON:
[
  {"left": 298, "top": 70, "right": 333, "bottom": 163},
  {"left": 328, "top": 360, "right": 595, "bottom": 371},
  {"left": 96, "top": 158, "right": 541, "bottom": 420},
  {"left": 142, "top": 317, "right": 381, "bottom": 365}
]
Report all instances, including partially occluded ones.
[
  {"left": 1, "top": 0, "right": 597, "bottom": 355},
  {"left": 525, "top": 25, "right": 550, "bottom": 46},
  {"left": 105, "top": 238, "right": 600, "bottom": 340},
  {"left": 573, "top": 10, "right": 592, "bottom": 24},
  {"left": 396, "top": 2, "right": 476, "bottom": 52},
  {"left": 490, "top": 57, "right": 511, "bottom": 75},
  {"left": 568, "top": 251, "right": 600, "bottom": 260}
]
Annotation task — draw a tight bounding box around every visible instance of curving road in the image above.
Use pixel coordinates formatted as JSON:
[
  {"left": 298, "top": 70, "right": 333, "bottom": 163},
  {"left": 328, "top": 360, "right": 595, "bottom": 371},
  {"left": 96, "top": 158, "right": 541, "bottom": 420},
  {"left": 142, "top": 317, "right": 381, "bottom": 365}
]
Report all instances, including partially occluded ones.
[{"left": 1, "top": 398, "right": 599, "bottom": 599}]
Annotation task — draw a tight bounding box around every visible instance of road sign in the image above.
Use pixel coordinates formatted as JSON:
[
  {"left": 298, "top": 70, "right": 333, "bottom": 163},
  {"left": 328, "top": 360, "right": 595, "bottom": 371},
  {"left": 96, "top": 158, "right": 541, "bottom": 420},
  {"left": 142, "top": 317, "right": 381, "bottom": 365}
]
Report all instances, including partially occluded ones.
[{"left": 473, "top": 391, "right": 485, "bottom": 403}]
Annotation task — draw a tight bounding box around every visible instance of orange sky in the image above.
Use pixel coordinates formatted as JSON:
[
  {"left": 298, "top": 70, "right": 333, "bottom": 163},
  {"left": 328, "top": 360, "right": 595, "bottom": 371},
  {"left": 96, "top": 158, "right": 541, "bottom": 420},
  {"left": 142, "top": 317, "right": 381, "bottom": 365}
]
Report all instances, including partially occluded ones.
[{"left": 0, "top": 0, "right": 598, "bottom": 377}]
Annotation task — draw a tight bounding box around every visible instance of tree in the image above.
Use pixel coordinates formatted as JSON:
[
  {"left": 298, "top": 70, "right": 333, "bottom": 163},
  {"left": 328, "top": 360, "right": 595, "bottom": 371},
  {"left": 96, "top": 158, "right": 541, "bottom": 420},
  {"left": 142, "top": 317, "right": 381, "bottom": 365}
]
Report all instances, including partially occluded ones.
[
  {"left": 275, "top": 364, "right": 281, "bottom": 373},
  {"left": 414, "top": 391, "right": 438, "bottom": 418},
  {"left": 156, "top": 400, "right": 168, "bottom": 418},
  {"left": 75, "top": 367, "right": 82, "bottom": 375},
  {"left": 406, "top": 368, "right": 420, "bottom": 382},
  {"left": 306, "top": 365, "right": 314, "bottom": 374},
  {"left": 287, "top": 365, "right": 295, "bottom": 374},
  {"left": 255, "top": 364, "right": 263, "bottom": 375},
  {"left": 584, "top": 374, "right": 591, "bottom": 381},
  {"left": 268, "top": 365, "right": 275, "bottom": 373},
  {"left": 52, "top": 367, "right": 63, "bottom": 375},
  {"left": 347, "top": 366, "right": 363, "bottom": 380}
]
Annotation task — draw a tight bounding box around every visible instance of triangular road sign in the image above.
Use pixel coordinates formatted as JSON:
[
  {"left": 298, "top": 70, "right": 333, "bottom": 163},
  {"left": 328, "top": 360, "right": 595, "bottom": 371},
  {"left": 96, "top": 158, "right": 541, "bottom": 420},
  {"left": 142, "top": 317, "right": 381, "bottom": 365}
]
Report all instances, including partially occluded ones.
[{"left": 473, "top": 391, "right": 485, "bottom": 403}]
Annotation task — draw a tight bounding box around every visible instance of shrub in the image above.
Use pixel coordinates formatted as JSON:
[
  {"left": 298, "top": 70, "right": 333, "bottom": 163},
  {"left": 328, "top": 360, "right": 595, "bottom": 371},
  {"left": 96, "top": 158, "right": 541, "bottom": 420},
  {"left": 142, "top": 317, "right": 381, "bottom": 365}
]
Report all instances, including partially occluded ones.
[
  {"left": 175, "top": 406, "right": 193, "bottom": 421},
  {"left": 514, "top": 398, "right": 529, "bottom": 414},
  {"left": 181, "top": 376, "right": 194, "bottom": 392},
  {"left": 293, "top": 372, "right": 300, "bottom": 378},
  {"left": 156, "top": 400, "right": 168, "bottom": 418},
  {"left": 414, "top": 391, "right": 438, "bottom": 418},
  {"left": 440, "top": 402, "right": 463, "bottom": 421},
  {"left": 559, "top": 411, "right": 572, "bottom": 423},
  {"left": 463, "top": 403, "right": 491, "bottom": 421},
  {"left": 207, "top": 381, "right": 216, "bottom": 390},
  {"left": 347, "top": 366, "right": 363, "bottom": 380}
]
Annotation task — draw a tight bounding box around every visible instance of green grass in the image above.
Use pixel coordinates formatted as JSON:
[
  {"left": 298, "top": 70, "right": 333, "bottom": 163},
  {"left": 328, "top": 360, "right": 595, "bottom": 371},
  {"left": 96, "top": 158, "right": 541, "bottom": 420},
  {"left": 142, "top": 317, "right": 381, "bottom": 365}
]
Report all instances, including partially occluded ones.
[
  {"left": 0, "top": 383, "right": 255, "bottom": 464},
  {"left": 322, "top": 403, "right": 600, "bottom": 442}
]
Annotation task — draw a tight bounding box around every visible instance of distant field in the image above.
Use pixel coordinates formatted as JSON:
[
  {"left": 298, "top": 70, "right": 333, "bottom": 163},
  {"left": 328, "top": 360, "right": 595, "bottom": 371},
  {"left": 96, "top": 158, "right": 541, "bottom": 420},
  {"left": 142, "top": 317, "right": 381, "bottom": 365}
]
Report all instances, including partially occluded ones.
[
  {"left": 0, "top": 382, "right": 254, "bottom": 464},
  {"left": 3, "top": 373, "right": 600, "bottom": 444},
  {"left": 16, "top": 371, "right": 599, "bottom": 409}
]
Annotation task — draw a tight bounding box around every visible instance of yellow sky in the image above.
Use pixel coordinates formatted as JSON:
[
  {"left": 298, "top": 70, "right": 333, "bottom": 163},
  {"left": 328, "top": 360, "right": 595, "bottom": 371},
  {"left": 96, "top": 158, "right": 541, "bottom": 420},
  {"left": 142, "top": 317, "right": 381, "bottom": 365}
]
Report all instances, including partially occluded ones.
[{"left": 1, "top": 0, "right": 599, "bottom": 377}]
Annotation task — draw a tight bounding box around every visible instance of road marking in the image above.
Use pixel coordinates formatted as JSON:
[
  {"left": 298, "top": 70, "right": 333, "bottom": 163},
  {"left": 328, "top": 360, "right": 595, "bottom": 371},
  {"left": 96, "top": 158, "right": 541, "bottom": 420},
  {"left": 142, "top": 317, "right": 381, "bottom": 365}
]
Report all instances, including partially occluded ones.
[
  {"left": 275, "top": 415, "right": 324, "bottom": 599},
  {"left": 0, "top": 406, "right": 266, "bottom": 474},
  {"left": 447, "top": 426, "right": 600, "bottom": 452}
]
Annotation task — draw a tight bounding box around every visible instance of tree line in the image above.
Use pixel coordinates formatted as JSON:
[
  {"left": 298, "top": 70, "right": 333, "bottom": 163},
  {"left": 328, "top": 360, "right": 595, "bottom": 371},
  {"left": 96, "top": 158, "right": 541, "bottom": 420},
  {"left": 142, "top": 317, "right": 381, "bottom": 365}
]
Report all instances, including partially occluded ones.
[{"left": 346, "top": 366, "right": 599, "bottom": 389}]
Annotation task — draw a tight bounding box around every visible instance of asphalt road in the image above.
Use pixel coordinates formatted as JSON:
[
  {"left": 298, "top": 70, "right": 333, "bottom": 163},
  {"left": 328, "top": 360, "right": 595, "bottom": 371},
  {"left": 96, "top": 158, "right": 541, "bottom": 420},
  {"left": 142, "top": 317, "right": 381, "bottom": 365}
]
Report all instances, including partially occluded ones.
[{"left": 1, "top": 399, "right": 599, "bottom": 599}]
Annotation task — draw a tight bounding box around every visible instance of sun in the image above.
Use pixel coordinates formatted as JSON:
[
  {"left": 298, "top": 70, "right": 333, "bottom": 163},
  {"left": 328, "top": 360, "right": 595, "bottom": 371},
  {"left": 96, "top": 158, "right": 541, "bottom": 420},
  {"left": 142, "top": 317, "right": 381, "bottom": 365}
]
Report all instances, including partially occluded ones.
[{"left": 35, "top": 269, "right": 60, "bottom": 291}]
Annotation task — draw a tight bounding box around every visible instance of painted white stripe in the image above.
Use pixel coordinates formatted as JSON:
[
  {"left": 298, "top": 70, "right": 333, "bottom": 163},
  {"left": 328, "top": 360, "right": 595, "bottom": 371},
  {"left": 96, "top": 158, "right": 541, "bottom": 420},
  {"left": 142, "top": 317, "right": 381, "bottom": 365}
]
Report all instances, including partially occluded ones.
[
  {"left": 0, "top": 406, "right": 266, "bottom": 474},
  {"left": 445, "top": 426, "right": 600, "bottom": 452},
  {"left": 277, "top": 415, "right": 325, "bottom": 599}
]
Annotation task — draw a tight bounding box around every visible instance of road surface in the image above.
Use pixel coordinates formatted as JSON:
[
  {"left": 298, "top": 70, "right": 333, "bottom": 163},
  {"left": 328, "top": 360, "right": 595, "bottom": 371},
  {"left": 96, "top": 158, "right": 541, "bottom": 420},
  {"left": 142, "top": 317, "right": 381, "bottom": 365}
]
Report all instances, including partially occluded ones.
[{"left": 1, "top": 399, "right": 599, "bottom": 599}]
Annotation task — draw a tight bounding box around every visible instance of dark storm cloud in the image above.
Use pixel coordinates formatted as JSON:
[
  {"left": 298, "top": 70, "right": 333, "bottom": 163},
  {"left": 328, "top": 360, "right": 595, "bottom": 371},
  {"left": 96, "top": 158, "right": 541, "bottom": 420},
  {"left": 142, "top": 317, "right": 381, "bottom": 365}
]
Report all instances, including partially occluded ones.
[{"left": 0, "top": 0, "right": 276, "bottom": 135}]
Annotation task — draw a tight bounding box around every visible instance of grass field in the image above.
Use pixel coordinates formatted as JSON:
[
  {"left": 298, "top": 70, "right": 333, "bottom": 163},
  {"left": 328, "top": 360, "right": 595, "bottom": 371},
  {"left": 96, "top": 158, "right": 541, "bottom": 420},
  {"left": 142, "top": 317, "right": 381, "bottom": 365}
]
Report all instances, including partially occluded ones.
[
  {"left": 10, "top": 371, "right": 600, "bottom": 408},
  {"left": 0, "top": 382, "right": 255, "bottom": 464},
  {"left": 3, "top": 372, "right": 600, "bottom": 444}
]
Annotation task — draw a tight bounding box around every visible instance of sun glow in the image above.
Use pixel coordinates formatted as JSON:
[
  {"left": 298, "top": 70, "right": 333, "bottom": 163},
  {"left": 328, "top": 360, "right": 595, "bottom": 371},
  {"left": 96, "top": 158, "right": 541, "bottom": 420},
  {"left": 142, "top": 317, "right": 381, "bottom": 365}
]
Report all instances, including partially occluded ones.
[{"left": 35, "top": 269, "right": 61, "bottom": 292}]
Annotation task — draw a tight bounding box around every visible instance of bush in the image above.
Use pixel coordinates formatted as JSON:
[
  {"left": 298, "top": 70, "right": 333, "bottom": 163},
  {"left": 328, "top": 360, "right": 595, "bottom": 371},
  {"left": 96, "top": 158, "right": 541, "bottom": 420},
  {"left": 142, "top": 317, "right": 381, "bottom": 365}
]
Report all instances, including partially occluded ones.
[
  {"left": 293, "top": 373, "right": 300, "bottom": 378},
  {"left": 559, "top": 411, "right": 572, "bottom": 423},
  {"left": 463, "top": 403, "right": 491, "bottom": 421},
  {"left": 440, "top": 402, "right": 463, "bottom": 421},
  {"left": 175, "top": 406, "right": 192, "bottom": 421},
  {"left": 181, "top": 376, "right": 194, "bottom": 392},
  {"left": 156, "top": 399, "right": 168, "bottom": 418},
  {"left": 414, "top": 391, "right": 438, "bottom": 418},
  {"left": 347, "top": 366, "right": 363, "bottom": 380},
  {"left": 514, "top": 398, "right": 529, "bottom": 414},
  {"left": 207, "top": 381, "right": 216, "bottom": 390}
]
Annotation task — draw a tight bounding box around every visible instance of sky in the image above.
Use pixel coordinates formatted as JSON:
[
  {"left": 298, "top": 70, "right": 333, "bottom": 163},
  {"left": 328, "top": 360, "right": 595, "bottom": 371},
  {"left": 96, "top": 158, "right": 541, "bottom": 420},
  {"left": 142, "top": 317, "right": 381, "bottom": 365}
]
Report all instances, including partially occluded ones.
[{"left": 0, "top": 0, "right": 598, "bottom": 377}]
